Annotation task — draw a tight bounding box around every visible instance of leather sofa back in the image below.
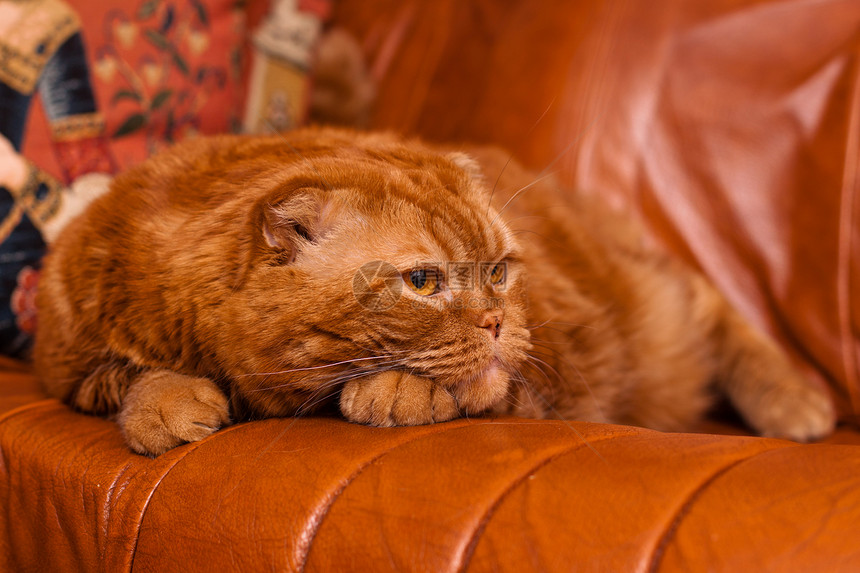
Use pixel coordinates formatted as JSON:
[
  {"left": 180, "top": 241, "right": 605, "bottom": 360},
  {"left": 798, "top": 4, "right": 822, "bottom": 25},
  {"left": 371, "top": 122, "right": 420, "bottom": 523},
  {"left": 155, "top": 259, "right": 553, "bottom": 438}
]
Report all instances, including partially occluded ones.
[{"left": 333, "top": 0, "right": 860, "bottom": 423}]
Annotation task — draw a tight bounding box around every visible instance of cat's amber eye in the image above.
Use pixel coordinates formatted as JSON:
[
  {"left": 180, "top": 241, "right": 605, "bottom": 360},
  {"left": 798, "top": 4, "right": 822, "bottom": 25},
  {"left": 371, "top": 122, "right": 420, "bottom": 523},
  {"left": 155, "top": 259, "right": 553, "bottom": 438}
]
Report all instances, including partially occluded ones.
[
  {"left": 489, "top": 263, "right": 506, "bottom": 285},
  {"left": 406, "top": 268, "right": 440, "bottom": 296}
]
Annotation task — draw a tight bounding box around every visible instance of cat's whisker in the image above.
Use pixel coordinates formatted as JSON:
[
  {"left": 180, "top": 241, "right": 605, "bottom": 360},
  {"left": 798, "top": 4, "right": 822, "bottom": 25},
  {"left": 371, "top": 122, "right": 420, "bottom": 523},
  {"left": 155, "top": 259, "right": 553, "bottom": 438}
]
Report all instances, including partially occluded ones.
[
  {"left": 516, "top": 361, "right": 606, "bottom": 463},
  {"left": 521, "top": 365, "right": 555, "bottom": 410},
  {"left": 503, "top": 369, "right": 538, "bottom": 413},
  {"left": 244, "top": 358, "right": 406, "bottom": 393},
  {"left": 329, "top": 361, "right": 406, "bottom": 386},
  {"left": 526, "top": 317, "right": 562, "bottom": 330},
  {"left": 293, "top": 382, "right": 352, "bottom": 419},
  {"left": 294, "top": 390, "right": 338, "bottom": 419},
  {"left": 534, "top": 393, "right": 607, "bottom": 464},
  {"left": 294, "top": 366, "right": 401, "bottom": 418},
  {"left": 247, "top": 370, "right": 364, "bottom": 459},
  {"left": 529, "top": 336, "right": 581, "bottom": 346},
  {"left": 527, "top": 319, "right": 596, "bottom": 331},
  {"left": 523, "top": 355, "right": 557, "bottom": 401},
  {"left": 527, "top": 348, "right": 571, "bottom": 385},
  {"left": 236, "top": 354, "right": 398, "bottom": 378},
  {"left": 351, "top": 341, "right": 413, "bottom": 356},
  {"left": 529, "top": 344, "right": 607, "bottom": 424},
  {"left": 518, "top": 374, "right": 544, "bottom": 416}
]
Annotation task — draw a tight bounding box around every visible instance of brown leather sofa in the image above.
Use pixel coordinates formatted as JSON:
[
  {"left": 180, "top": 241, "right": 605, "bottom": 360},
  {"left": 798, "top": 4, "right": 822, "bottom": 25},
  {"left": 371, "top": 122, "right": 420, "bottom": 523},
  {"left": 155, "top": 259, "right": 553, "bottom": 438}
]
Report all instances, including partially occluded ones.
[{"left": 3, "top": 0, "right": 860, "bottom": 571}]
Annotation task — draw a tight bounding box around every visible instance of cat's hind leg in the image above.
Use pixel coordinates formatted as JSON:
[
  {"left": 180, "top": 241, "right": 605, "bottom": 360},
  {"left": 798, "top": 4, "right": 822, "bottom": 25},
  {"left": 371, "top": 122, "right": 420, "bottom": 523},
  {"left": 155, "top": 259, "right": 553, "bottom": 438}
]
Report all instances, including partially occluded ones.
[
  {"left": 698, "top": 279, "right": 836, "bottom": 441},
  {"left": 117, "top": 370, "right": 230, "bottom": 456}
]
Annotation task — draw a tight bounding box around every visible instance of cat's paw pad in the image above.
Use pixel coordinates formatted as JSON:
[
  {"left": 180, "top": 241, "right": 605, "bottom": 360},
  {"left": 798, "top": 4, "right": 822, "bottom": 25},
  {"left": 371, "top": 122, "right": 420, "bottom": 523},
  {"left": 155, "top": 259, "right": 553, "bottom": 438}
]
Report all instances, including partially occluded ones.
[
  {"left": 340, "top": 371, "right": 459, "bottom": 426},
  {"left": 754, "top": 384, "right": 836, "bottom": 442},
  {"left": 118, "top": 371, "right": 230, "bottom": 456}
]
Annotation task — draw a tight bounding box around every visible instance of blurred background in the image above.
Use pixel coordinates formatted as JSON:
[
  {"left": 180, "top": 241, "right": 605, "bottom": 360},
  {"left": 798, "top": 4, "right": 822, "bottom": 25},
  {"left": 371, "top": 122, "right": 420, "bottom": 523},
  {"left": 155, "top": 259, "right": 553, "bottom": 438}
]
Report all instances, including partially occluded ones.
[{"left": 1, "top": 0, "right": 858, "bottom": 428}]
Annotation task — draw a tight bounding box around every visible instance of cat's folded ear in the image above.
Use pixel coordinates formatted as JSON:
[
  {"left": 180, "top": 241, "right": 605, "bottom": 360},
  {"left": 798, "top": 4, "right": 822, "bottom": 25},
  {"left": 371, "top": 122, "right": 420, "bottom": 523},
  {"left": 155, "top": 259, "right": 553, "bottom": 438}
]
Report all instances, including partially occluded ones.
[
  {"left": 255, "top": 190, "right": 332, "bottom": 262},
  {"left": 447, "top": 152, "right": 495, "bottom": 205},
  {"left": 447, "top": 152, "right": 484, "bottom": 182}
]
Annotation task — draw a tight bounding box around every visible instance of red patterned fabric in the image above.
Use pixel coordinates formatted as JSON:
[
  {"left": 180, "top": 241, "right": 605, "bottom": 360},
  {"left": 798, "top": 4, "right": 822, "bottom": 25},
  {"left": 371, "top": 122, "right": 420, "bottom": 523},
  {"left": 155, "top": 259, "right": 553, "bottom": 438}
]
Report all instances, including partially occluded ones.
[
  {"left": 52, "top": 136, "right": 117, "bottom": 182},
  {"left": 0, "top": 0, "right": 265, "bottom": 355},
  {"left": 18, "top": 0, "right": 253, "bottom": 181}
]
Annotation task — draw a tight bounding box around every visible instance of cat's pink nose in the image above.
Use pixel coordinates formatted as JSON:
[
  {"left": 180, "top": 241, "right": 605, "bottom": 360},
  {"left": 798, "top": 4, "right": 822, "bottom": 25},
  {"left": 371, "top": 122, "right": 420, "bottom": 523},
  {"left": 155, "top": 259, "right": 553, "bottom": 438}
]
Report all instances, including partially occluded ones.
[{"left": 476, "top": 311, "right": 504, "bottom": 340}]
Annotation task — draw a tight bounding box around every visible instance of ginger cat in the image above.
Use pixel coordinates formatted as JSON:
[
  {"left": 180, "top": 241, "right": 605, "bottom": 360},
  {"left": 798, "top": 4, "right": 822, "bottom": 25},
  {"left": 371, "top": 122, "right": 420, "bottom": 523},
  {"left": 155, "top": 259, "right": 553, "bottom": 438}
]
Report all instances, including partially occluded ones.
[{"left": 33, "top": 128, "right": 835, "bottom": 455}]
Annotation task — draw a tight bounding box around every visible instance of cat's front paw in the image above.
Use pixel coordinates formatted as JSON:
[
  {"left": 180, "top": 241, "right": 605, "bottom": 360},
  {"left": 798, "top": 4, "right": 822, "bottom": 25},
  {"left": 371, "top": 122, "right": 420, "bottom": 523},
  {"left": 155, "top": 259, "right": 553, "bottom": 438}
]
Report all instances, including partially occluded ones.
[
  {"left": 117, "top": 370, "right": 230, "bottom": 456},
  {"left": 340, "top": 371, "right": 460, "bottom": 426},
  {"left": 750, "top": 382, "right": 836, "bottom": 442}
]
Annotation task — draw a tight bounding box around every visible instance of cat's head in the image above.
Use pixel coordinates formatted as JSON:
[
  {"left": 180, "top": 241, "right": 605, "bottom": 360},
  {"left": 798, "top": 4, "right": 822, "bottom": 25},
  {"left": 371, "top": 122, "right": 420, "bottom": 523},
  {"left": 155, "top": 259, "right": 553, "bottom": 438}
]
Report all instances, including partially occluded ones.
[{"left": 222, "top": 129, "right": 531, "bottom": 420}]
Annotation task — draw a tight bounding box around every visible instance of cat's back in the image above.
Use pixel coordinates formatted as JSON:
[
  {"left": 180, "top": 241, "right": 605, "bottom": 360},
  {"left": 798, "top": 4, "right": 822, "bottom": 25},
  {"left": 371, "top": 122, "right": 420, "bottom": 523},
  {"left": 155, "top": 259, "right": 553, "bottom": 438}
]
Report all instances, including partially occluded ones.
[{"left": 35, "top": 137, "right": 272, "bottom": 367}]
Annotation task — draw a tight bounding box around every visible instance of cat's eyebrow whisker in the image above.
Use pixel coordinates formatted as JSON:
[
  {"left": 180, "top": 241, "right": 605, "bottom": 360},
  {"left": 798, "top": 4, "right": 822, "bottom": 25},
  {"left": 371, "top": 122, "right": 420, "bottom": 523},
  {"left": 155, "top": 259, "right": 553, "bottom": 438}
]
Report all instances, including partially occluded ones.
[
  {"left": 489, "top": 171, "right": 558, "bottom": 229},
  {"left": 486, "top": 107, "right": 605, "bottom": 233},
  {"left": 485, "top": 96, "right": 557, "bottom": 216},
  {"left": 509, "top": 229, "right": 561, "bottom": 247},
  {"left": 487, "top": 154, "right": 515, "bottom": 217}
]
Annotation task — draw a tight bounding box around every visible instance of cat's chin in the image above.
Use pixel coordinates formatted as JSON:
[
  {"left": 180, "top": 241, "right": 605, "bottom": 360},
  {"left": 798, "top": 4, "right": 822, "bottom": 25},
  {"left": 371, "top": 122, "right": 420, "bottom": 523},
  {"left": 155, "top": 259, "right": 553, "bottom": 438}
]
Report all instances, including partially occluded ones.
[{"left": 449, "top": 359, "right": 510, "bottom": 415}]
